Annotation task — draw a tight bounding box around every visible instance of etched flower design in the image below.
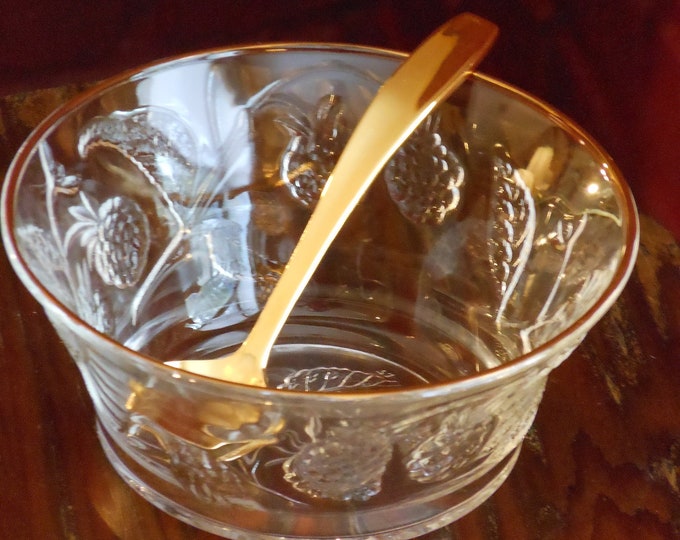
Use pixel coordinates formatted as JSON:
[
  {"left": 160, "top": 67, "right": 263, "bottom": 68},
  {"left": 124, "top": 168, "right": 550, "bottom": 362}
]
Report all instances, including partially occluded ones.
[
  {"left": 39, "top": 143, "right": 83, "bottom": 197},
  {"left": 277, "top": 94, "right": 350, "bottom": 208},
  {"left": 384, "top": 112, "right": 465, "bottom": 225},
  {"left": 65, "top": 192, "right": 150, "bottom": 289},
  {"left": 535, "top": 198, "right": 589, "bottom": 257}
]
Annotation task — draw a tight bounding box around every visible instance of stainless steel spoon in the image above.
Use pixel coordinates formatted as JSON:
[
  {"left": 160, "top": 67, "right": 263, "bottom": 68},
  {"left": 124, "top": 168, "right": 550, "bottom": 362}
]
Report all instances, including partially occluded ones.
[{"left": 167, "top": 13, "right": 498, "bottom": 385}]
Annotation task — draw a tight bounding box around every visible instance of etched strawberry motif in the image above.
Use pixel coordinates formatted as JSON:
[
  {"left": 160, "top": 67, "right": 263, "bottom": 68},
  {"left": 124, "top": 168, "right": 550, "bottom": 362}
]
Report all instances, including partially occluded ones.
[
  {"left": 94, "top": 197, "right": 151, "bottom": 287},
  {"left": 282, "top": 426, "right": 391, "bottom": 501},
  {"left": 65, "top": 193, "right": 150, "bottom": 289},
  {"left": 384, "top": 112, "right": 465, "bottom": 225},
  {"left": 278, "top": 94, "right": 350, "bottom": 208},
  {"left": 487, "top": 145, "right": 536, "bottom": 322},
  {"left": 404, "top": 412, "right": 496, "bottom": 484}
]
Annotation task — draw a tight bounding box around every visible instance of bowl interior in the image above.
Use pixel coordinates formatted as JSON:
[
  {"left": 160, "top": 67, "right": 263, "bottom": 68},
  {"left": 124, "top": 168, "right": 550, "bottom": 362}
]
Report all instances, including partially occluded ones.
[{"left": 3, "top": 45, "right": 638, "bottom": 388}]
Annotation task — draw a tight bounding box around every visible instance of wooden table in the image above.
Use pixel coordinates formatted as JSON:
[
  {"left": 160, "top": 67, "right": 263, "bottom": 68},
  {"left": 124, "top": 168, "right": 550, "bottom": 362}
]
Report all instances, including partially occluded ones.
[{"left": 0, "top": 85, "right": 679, "bottom": 540}]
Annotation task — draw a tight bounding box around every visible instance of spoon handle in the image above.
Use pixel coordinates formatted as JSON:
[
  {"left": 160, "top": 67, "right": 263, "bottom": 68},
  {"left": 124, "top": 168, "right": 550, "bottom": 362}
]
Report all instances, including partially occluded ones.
[{"left": 244, "top": 13, "right": 498, "bottom": 368}]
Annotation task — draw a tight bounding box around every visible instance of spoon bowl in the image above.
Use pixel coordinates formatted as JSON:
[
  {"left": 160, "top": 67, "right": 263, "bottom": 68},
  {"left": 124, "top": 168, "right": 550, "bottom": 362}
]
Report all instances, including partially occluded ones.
[{"left": 168, "top": 13, "right": 499, "bottom": 385}]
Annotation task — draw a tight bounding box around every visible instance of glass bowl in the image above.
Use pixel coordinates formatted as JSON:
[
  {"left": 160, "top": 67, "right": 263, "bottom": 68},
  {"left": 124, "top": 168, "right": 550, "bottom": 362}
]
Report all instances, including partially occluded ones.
[{"left": 1, "top": 43, "right": 638, "bottom": 539}]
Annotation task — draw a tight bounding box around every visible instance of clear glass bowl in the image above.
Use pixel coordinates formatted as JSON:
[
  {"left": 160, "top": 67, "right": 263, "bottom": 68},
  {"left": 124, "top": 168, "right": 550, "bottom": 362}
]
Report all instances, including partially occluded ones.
[{"left": 1, "top": 44, "right": 639, "bottom": 539}]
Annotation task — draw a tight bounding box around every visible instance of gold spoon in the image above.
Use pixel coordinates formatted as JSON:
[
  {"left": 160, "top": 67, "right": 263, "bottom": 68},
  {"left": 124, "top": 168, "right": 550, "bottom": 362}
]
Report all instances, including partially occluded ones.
[{"left": 166, "top": 13, "right": 498, "bottom": 385}]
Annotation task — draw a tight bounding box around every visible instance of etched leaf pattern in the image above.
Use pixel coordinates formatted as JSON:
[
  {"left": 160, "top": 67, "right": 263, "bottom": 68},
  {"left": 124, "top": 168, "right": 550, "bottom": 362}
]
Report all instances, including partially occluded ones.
[
  {"left": 15, "top": 224, "right": 68, "bottom": 299},
  {"left": 78, "top": 107, "right": 198, "bottom": 200},
  {"left": 534, "top": 201, "right": 589, "bottom": 321},
  {"left": 515, "top": 198, "right": 592, "bottom": 350},
  {"left": 276, "top": 367, "right": 400, "bottom": 392}
]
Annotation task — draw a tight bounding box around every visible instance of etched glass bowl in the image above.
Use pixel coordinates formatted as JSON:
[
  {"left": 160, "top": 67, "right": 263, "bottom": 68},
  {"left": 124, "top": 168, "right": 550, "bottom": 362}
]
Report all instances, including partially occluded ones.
[{"left": 1, "top": 44, "right": 638, "bottom": 539}]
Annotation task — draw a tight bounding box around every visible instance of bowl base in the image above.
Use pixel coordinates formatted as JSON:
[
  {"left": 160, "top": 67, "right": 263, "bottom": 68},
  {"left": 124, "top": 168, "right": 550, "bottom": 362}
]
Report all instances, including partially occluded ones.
[{"left": 97, "top": 421, "right": 519, "bottom": 540}]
